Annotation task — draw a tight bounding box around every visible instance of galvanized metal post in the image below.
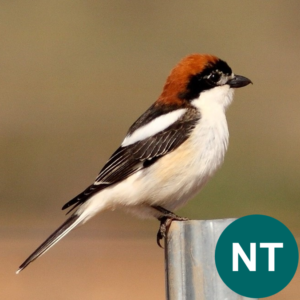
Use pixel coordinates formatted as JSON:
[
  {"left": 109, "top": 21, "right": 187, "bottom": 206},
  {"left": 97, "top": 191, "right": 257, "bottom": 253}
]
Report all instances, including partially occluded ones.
[{"left": 165, "top": 219, "right": 256, "bottom": 300}]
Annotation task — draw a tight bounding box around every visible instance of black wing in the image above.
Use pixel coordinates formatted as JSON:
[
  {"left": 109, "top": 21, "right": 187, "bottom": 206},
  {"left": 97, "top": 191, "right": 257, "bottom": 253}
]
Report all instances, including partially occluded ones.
[{"left": 62, "top": 108, "right": 200, "bottom": 212}]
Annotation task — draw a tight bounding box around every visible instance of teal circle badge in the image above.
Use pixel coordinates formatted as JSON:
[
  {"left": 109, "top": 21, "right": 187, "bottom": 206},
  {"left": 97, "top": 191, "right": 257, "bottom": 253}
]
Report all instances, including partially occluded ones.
[{"left": 215, "top": 215, "right": 298, "bottom": 298}]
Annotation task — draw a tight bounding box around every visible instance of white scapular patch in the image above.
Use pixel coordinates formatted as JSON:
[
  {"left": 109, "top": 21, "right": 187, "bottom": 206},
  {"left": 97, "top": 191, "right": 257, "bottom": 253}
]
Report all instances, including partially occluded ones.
[{"left": 122, "top": 108, "right": 186, "bottom": 146}]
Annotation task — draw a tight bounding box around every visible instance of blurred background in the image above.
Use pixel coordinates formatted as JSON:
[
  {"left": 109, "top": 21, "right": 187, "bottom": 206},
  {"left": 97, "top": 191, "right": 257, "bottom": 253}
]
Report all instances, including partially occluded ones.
[{"left": 1, "top": 1, "right": 299, "bottom": 299}]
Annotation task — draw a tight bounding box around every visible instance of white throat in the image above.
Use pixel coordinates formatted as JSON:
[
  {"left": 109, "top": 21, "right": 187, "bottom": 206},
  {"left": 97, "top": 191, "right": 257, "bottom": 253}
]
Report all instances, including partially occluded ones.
[
  {"left": 189, "top": 85, "right": 234, "bottom": 176},
  {"left": 191, "top": 85, "right": 235, "bottom": 112}
]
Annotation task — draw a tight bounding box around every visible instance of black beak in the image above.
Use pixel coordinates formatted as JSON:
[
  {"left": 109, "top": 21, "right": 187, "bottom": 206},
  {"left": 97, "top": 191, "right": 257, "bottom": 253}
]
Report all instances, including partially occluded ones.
[{"left": 228, "top": 75, "right": 252, "bottom": 88}]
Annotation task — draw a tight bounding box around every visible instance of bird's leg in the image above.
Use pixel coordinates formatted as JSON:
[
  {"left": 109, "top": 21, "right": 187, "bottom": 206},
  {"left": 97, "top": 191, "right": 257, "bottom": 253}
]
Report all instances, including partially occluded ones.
[{"left": 152, "top": 205, "right": 188, "bottom": 248}]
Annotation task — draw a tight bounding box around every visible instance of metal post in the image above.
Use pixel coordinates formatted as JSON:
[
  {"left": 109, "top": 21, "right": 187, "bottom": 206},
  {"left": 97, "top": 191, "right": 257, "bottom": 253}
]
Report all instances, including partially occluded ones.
[{"left": 165, "top": 219, "right": 256, "bottom": 300}]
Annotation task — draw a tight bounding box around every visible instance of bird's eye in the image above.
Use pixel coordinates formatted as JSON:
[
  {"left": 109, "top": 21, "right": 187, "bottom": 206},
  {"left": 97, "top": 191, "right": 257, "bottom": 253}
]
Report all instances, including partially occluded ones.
[{"left": 208, "top": 72, "right": 221, "bottom": 82}]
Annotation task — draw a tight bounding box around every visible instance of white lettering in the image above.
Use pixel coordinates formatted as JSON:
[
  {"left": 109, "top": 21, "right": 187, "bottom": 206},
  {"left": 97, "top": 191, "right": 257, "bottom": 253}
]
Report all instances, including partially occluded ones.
[
  {"left": 233, "top": 243, "right": 256, "bottom": 271},
  {"left": 260, "top": 243, "right": 283, "bottom": 271}
]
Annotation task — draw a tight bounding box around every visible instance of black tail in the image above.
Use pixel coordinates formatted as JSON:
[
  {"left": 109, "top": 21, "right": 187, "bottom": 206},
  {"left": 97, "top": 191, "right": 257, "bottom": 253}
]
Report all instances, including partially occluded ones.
[
  {"left": 62, "top": 184, "right": 104, "bottom": 215},
  {"left": 16, "top": 214, "right": 81, "bottom": 274}
]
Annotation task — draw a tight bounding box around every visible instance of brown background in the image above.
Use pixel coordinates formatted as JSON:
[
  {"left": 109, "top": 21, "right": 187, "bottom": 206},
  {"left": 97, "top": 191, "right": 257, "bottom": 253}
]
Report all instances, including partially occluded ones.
[{"left": 1, "top": 1, "right": 300, "bottom": 299}]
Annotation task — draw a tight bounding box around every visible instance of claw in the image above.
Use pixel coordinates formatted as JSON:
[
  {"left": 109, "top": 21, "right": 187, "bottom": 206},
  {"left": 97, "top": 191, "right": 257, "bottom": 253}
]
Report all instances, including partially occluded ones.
[
  {"left": 156, "top": 215, "right": 188, "bottom": 248},
  {"left": 157, "top": 230, "right": 164, "bottom": 248},
  {"left": 152, "top": 205, "right": 188, "bottom": 248},
  {"left": 156, "top": 217, "right": 169, "bottom": 248}
]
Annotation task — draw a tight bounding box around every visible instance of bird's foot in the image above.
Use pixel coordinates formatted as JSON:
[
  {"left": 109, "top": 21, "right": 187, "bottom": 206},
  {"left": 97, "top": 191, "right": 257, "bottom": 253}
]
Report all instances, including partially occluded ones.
[{"left": 154, "top": 207, "right": 188, "bottom": 248}]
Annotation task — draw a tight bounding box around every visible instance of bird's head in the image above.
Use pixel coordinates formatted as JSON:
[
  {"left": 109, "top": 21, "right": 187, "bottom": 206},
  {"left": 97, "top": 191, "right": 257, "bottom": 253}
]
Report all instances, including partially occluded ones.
[{"left": 157, "top": 54, "right": 252, "bottom": 109}]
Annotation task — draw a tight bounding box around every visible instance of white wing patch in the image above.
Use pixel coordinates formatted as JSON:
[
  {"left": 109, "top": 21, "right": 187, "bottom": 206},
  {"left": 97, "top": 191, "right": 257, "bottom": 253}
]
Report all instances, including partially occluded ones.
[{"left": 122, "top": 108, "right": 186, "bottom": 146}]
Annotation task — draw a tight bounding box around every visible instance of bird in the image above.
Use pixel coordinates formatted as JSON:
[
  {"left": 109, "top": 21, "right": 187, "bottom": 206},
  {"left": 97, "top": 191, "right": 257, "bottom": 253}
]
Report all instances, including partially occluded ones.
[{"left": 16, "top": 54, "right": 251, "bottom": 274}]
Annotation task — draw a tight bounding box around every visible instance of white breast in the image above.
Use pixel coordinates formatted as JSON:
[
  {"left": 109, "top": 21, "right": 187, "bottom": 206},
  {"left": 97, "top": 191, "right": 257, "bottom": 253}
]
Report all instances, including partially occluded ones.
[
  {"left": 189, "top": 85, "right": 233, "bottom": 176},
  {"left": 147, "top": 85, "right": 234, "bottom": 211}
]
